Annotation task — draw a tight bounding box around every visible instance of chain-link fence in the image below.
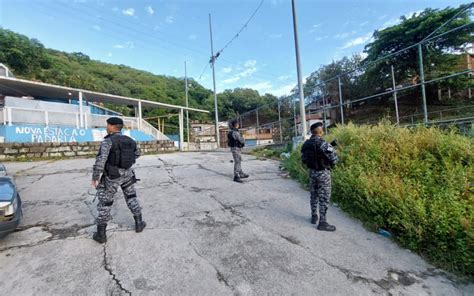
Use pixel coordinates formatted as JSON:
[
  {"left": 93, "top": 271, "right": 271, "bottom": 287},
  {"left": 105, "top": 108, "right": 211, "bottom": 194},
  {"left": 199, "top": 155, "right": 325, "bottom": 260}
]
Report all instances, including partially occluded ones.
[{"left": 225, "top": 14, "right": 473, "bottom": 146}]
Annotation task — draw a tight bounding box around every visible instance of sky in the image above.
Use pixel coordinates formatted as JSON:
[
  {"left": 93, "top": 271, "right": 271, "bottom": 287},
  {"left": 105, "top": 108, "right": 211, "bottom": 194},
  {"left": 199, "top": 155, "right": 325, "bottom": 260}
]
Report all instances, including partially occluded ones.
[{"left": 0, "top": 0, "right": 470, "bottom": 97}]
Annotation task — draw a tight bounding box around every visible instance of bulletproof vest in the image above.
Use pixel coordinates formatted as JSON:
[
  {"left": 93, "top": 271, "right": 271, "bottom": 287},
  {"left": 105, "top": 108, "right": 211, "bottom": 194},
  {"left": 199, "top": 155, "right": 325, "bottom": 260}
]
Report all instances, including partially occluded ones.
[
  {"left": 106, "top": 133, "right": 136, "bottom": 176},
  {"left": 301, "top": 137, "right": 329, "bottom": 170},
  {"left": 227, "top": 129, "right": 240, "bottom": 148}
]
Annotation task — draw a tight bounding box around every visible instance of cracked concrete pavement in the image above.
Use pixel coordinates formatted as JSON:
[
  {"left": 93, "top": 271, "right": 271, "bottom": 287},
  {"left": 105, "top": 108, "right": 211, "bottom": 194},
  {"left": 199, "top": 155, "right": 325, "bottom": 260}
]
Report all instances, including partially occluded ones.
[{"left": 0, "top": 152, "right": 472, "bottom": 295}]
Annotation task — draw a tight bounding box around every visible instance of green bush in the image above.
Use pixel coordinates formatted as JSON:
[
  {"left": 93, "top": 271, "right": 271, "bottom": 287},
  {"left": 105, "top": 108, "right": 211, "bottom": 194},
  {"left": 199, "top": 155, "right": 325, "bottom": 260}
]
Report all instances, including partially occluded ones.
[
  {"left": 251, "top": 144, "right": 291, "bottom": 160},
  {"left": 283, "top": 122, "right": 474, "bottom": 276}
]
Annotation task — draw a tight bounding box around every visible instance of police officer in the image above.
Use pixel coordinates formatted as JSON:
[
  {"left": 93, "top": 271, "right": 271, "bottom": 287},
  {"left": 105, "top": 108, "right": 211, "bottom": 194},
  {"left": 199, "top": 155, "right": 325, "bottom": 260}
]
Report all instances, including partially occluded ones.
[
  {"left": 227, "top": 119, "right": 249, "bottom": 183},
  {"left": 91, "top": 117, "right": 146, "bottom": 243},
  {"left": 301, "top": 122, "right": 338, "bottom": 231}
]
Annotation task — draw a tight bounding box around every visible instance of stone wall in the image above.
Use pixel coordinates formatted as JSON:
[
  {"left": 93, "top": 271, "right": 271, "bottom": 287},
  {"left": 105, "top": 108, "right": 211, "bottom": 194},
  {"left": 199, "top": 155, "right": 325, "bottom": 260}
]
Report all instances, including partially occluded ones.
[{"left": 0, "top": 140, "right": 177, "bottom": 161}]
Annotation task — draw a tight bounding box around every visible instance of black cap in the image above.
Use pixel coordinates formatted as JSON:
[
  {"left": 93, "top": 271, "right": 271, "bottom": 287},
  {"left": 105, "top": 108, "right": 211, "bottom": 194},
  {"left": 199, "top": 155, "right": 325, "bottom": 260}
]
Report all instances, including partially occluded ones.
[
  {"left": 106, "top": 117, "right": 124, "bottom": 125},
  {"left": 310, "top": 122, "right": 324, "bottom": 131},
  {"left": 229, "top": 119, "right": 238, "bottom": 127}
]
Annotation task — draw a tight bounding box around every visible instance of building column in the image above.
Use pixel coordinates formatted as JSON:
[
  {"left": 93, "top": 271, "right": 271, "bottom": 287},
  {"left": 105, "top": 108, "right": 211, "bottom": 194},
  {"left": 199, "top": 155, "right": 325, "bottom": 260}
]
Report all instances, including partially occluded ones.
[
  {"left": 179, "top": 108, "right": 184, "bottom": 151},
  {"left": 79, "top": 91, "right": 84, "bottom": 128},
  {"left": 138, "top": 101, "right": 142, "bottom": 129}
]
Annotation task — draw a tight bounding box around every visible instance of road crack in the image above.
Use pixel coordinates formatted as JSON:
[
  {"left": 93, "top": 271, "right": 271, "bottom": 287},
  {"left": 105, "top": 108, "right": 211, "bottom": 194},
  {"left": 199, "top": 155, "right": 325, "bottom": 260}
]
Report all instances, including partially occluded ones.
[{"left": 102, "top": 243, "right": 132, "bottom": 295}]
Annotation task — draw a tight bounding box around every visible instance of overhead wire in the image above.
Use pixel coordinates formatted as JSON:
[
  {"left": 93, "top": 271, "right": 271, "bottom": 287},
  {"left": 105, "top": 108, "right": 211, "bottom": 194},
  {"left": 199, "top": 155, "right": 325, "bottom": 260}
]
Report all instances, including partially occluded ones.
[{"left": 41, "top": 1, "right": 282, "bottom": 81}]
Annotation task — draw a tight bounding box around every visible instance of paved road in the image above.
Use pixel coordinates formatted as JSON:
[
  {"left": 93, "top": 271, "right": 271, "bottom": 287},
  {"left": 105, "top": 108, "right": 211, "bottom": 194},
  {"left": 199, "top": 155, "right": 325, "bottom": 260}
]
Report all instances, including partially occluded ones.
[{"left": 0, "top": 152, "right": 472, "bottom": 295}]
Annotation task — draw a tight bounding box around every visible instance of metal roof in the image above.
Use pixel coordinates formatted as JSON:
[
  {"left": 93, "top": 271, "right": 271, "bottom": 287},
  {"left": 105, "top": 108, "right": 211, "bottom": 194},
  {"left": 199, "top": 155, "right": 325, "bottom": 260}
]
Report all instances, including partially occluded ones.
[{"left": 0, "top": 76, "right": 209, "bottom": 113}]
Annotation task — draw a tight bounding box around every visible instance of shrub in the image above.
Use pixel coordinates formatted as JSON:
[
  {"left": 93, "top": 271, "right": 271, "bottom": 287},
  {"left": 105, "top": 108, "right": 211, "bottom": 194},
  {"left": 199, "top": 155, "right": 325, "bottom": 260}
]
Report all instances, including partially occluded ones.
[{"left": 283, "top": 122, "right": 474, "bottom": 276}]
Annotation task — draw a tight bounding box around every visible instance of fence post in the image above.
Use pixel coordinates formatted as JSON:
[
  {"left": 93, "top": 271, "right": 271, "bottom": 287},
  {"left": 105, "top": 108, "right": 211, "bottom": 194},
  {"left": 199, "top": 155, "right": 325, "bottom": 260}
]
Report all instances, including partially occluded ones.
[
  {"left": 278, "top": 101, "right": 283, "bottom": 143},
  {"left": 417, "top": 44, "right": 428, "bottom": 124},
  {"left": 3, "top": 108, "right": 6, "bottom": 125},
  {"left": 293, "top": 97, "right": 297, "bottom": 136},
  {"left": 45, "top": 111, "right": 49, "bottom": 126},
  {"left": 256, "top": 108, "right": 260, "bottom": 144},
  {"left": 391, "top": 65, "right": 400, "bottom": 125},
  {"left": 338, "top": 77, "right": 344, "bottom": 125}
]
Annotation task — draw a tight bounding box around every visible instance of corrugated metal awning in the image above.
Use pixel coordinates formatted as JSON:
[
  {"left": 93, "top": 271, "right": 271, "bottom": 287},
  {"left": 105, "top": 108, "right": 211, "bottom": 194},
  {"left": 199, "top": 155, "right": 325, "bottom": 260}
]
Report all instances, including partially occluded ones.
[{"left": 0, "top": 76, "right": 209, "bottom": 113}]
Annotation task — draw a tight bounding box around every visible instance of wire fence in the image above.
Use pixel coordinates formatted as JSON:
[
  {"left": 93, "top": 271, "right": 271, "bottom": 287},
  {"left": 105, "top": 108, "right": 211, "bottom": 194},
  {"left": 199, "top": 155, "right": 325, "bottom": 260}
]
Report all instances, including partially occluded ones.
[{"left": 226, "top": 14, "right": 474, "bottom": 146}]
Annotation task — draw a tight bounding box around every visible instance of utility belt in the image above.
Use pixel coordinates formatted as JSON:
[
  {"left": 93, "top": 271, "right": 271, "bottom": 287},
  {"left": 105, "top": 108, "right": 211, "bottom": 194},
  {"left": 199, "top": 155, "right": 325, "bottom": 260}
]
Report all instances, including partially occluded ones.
[
  {"left": 105, "top": 164, "right": 121, "bottom": 179},
  {"left": 102, "top": 166, "right": 140, "bottom": 187}
]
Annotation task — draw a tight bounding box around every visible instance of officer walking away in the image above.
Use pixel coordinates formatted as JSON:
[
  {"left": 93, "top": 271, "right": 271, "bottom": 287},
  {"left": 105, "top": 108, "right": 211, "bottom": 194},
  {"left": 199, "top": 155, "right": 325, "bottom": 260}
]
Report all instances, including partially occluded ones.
[
  {"left": 301, "top": 122, "right": 338, "bottom": 231},
  {"left": 91, "top": 117, "right": 146, "bottom": 243},
  {"left": 227, "top": 119, "right": 249, "bottom": 183}
]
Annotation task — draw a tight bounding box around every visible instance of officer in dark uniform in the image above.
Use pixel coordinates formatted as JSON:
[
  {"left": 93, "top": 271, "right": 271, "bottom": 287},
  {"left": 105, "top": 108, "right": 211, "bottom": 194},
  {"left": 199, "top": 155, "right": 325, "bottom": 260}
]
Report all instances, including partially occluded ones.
[
  {"left": 91, "top": 117, "right": 146, "bottom": 243},
  {"left": 301, "top": 122, "right": 338, "bottom": 231},
  {"left": 227, "top": 119, "right": 249, "bottom": 183}
]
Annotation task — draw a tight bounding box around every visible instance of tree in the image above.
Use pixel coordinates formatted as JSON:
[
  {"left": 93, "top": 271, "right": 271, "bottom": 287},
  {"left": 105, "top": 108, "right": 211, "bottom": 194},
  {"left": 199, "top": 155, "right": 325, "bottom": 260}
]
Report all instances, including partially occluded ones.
[{"left": 363, "top": 4, "right": 472, "bottom": 100}]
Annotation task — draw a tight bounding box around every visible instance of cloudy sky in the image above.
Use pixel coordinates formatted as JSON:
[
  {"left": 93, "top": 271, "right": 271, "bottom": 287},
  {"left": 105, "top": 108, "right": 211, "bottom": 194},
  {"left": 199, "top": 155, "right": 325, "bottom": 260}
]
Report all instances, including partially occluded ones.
[{"left": 0, "top": 0, "right": 469, "bottom": 96}]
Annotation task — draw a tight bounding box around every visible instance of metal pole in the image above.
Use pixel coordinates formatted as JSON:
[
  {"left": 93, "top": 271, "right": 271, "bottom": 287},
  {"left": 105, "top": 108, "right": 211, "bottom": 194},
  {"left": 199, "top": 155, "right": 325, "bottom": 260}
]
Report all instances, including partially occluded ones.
[
  {"left": 417, "top": 44, "right": 428, "bottom": 124},
  {"left": 337, "top": 77, "right": 344, "bottom": 125},
  {"left": 278, "top": 101, "right": 283, "bottom": 143},
  {"left": 323, "top": 95, "right": 328, "bottom": 134},
  {"left": 291, "top": 0, "right": 307, "bottom": 138},
  {"left": 209, "top": 14, "right": 220, "bottom": 147},
  {"left": 185, "top": 61, "right": 190, "bottom": 149},
  {"left": 391, "top": 65, "right": 400, "bottom": 125}
]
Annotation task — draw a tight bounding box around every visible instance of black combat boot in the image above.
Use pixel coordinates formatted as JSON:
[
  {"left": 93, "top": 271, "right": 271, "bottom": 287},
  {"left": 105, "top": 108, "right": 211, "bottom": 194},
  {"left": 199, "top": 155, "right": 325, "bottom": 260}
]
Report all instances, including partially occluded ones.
[
  {"left": 317, "top": 221, "right": 336, "bottom": 232},
  {"left": 93, "top": 224, "right": 107, "bottom": 244},
  {"left": 234, "top": 175, "right": 243, "bottom": 183},
  {"left": 240, "top": 173, "right": 249, "bottom": 179},
  {"left": 134, "top": 215, "right": 147, "bottom": 233},
  {"left": 311, "top": 214, "right": 318, "bottom": 225}
]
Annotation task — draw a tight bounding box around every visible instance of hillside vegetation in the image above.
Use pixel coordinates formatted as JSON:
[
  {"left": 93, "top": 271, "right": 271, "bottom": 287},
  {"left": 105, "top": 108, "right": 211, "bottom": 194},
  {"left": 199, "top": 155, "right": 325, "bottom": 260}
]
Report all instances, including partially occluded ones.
[{"left": 283, "top": 123, "right": 474, "bottom": 276}]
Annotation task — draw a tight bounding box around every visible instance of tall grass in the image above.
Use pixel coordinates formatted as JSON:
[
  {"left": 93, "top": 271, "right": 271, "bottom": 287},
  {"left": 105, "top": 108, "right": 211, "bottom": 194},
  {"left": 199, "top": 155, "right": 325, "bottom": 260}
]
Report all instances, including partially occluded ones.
[{"left": 283, "top": 122, "right": 473, "bottom": 276}]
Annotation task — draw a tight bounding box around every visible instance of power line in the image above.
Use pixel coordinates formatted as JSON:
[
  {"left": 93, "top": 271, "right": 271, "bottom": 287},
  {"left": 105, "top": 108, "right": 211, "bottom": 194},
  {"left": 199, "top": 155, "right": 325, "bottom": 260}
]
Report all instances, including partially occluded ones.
[
  {"left": 214, "top": 0, "right": 265, "bottom": 58},
  {"left": 233, "top": 18, "right": 474, "bottom": 119},
  {"left": 421, "top": 2, "right": 473, "bottom": 42},
  {"left": 61, "top": 1, "right": 283, "bottom": 80},
  {"left": 198, "top": 0, "right": 267, "bottom": 81}
]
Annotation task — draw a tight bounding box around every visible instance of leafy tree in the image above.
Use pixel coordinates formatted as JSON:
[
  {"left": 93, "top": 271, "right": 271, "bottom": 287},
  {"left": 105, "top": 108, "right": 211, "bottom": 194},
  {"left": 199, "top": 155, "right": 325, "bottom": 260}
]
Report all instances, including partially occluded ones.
[{"left": 363, "top": 4, "right": 472, "bottom": 101}]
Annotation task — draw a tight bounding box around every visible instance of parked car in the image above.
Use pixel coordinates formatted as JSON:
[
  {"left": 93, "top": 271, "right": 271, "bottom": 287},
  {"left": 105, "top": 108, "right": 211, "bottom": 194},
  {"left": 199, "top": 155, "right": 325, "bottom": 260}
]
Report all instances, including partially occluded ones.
[{"left": 0, "top": 164, "right": 22, "bottom": 239}]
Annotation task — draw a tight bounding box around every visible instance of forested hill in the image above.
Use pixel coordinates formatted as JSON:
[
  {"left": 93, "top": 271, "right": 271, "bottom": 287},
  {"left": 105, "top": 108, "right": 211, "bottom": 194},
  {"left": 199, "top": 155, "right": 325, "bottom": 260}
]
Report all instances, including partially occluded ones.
[{"left": 0, "top": 28, "right": 215, "bottom": 119}]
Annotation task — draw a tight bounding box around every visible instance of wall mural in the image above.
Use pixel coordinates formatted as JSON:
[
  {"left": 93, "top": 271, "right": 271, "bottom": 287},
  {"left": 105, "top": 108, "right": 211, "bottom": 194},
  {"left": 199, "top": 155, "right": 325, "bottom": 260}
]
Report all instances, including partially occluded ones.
[{"left": 0, "top": 125, "right": 154, "bottom": 143}]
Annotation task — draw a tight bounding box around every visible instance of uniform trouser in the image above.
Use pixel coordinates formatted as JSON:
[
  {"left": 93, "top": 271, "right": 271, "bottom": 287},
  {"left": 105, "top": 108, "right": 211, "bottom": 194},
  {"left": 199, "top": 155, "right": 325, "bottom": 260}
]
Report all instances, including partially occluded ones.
[
  {"left": 231, "top": 147, "right": 244, "bottom": 177},
  {"left": 95, "top": 169, "right": 142, "bottom": 225},
  {"left": 309, "top": 169, "right": 332, "bottom": 223}
]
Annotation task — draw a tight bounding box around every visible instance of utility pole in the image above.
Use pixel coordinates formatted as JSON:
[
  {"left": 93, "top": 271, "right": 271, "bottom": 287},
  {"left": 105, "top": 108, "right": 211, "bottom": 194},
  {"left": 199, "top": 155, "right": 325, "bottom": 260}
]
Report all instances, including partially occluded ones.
[
  {"left": 209, "top": 13, "right": 220, "bottom": 147},
  {"left": 291, "top": 0, "right": 307, "bottom": 138},
  {"left": 184, "top": 61, "right": 190, "bottom": 149}
]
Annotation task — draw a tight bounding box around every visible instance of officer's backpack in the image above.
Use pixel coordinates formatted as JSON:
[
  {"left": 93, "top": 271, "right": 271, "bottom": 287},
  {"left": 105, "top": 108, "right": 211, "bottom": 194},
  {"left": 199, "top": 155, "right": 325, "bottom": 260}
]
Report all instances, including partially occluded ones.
[
  {"left": 228, "top": 129, "right": 244, "bottom": 148},
  {"left": 108, "top": 134, "right": 137, "bottom": 169},
  {"left": 301, "top": 137, "right": 323, "bottom": 169}
]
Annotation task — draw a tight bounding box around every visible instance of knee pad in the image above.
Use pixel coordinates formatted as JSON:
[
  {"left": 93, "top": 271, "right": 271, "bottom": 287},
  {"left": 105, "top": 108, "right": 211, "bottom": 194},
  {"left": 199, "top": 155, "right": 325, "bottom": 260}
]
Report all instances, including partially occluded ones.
[
  {"left": 100, "top": 200, "right": 114, "bottom": 207},
  {"left": 125, "top": 193, "right": 137, "bottom": 201}
]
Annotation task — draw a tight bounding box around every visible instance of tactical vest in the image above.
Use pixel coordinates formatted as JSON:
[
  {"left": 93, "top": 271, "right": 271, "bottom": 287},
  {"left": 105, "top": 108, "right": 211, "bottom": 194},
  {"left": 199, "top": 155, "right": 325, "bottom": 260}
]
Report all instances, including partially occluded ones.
[
  {"left": 105, "top": 133, "right": 136, "bottom": 178},
  {"left": 301, "top": 137, "right": 329, "bottom": 170},
  {"left": 227, "top": 129, "right": 242, "bottom": 148}
]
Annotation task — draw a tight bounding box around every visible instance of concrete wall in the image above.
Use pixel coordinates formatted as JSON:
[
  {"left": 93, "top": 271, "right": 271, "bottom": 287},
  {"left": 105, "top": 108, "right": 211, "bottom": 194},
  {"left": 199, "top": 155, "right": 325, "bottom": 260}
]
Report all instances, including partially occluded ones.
[{"left": 0, "top": 140, "right": 177, "bottom": 161}]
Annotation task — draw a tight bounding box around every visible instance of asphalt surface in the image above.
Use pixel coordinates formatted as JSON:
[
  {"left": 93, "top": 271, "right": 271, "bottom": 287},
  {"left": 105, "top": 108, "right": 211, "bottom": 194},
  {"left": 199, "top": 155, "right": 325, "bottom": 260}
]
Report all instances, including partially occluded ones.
[{"left": 0, "top": 152, "right": 472, "bottom": 295}]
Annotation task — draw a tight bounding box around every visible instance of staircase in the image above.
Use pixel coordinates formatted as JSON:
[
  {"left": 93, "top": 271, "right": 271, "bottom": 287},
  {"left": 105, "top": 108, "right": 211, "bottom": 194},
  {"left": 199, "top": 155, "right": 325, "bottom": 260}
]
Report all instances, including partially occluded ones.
[{"left": 139, "top": 119, "right": 170, "bottom": 141}]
